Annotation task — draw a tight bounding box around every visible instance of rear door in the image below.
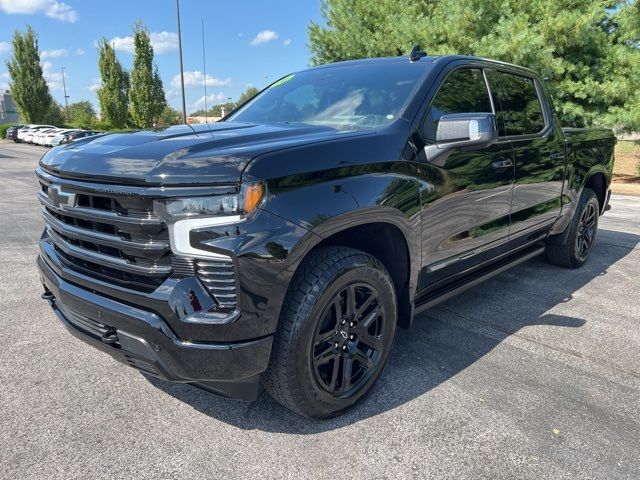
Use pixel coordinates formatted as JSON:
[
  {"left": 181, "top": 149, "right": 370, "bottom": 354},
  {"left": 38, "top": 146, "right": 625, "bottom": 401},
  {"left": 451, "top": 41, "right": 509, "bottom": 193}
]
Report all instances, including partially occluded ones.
[
  {"left": 485, "top": 70, "right": 565, "bottom": 239},
  {"left": 415, "top": 67, "right": 515, "bottom": 289}
]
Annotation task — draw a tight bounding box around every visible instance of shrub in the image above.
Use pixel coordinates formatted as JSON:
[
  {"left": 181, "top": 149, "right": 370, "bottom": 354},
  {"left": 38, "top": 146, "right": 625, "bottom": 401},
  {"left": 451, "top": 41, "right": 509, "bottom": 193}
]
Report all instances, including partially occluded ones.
[{"left": 0, "top": 123, "right": 16, "bottom": 138}]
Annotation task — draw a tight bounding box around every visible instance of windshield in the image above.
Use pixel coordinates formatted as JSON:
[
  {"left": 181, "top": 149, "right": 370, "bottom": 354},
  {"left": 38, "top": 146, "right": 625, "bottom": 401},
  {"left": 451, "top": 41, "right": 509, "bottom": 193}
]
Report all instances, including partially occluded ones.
[{"left": 227, "top": 62, "right": 428, "bottom": 131}]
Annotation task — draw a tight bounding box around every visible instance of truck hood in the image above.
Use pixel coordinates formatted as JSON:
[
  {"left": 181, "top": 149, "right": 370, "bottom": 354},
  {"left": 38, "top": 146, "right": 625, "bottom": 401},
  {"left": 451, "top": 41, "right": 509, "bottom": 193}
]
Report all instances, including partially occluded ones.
[{"left": 39, "top": 122, "right": 362, "bottom": 186}]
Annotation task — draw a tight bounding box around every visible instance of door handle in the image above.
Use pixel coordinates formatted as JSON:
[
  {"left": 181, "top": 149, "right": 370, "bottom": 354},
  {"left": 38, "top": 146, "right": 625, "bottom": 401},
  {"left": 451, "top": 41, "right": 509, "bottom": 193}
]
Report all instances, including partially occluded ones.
[{"left": 491, "top": 159, "right": 513, "bottom": 169}]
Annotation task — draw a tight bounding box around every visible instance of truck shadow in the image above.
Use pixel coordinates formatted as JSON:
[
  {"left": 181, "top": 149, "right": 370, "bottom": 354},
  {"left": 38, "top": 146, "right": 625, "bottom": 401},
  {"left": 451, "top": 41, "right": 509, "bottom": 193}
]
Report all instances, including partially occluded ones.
[{"left": 146, "top": 228, "right": 638, "bottom": 433}]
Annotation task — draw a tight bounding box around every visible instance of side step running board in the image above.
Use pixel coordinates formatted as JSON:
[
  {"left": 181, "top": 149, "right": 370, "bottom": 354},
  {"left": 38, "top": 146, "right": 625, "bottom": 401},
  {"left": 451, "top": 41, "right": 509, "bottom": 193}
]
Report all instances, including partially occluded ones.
[{"left": 415, "top": 245, "right": 545, "bottom": 313}]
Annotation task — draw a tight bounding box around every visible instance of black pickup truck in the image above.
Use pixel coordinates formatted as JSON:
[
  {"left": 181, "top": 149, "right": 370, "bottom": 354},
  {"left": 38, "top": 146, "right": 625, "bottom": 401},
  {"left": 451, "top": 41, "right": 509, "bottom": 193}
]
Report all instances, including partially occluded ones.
[{"left": 36, "top": 53, "right": 615, "bottom": 418}]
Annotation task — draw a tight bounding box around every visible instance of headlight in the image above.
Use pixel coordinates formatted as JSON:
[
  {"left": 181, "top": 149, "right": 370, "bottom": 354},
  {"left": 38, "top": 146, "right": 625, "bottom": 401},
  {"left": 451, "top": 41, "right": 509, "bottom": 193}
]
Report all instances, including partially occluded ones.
[
  {"left": 153, "top": 182, "right": 265, "bottom": 221},
  {"left": 153, "top": 181, "right": 265, "bottom": 258}
]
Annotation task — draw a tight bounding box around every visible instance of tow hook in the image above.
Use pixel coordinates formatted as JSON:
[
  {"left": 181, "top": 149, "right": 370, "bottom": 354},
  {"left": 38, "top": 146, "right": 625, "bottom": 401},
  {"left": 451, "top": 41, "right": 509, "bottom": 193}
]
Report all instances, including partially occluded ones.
[
  {"left": 41, "top": 291, "right": 54, "bottom": 301},
  {"left": 101, "top": 329, "right": 119, "bottom": 345}
]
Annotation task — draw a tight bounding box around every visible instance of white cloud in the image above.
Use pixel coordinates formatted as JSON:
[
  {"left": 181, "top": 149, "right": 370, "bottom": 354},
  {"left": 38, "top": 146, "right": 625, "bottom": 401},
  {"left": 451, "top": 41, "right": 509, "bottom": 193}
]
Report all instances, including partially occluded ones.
[
  {"left": 191, "top": 92, "right": 226, "bottom": 111},
  {"left": 0, "top": 72, "right": 9, "bottom": 92},
  {"left": 87, "top": 77, "right": 101, "bottom": 93},
  {"left": 0, "top": 0, "right": 78, "bottom": 22},
  {"left": 171, "top": 71, "right": 231, "bottom": 89},
  {"left": 282, "top": 39, "right": 292, "bottom": 46},
  {"left": 250, "top": 30, "right": 278, "bottom": 46},
  {"left": 0, "top": 41, "right": 10, "bottom": 55},
  {"left": 75, "top": 48, "right": 85, "bottom": 56},
  {"left": 41, "top": 60, "right": 64, "bottom": 90},
  {"left": 41, "top": 48, "right": 68, "bottom": 59},
  {"left": 109, "top": 31, "right": 178, "bottom": 54}
]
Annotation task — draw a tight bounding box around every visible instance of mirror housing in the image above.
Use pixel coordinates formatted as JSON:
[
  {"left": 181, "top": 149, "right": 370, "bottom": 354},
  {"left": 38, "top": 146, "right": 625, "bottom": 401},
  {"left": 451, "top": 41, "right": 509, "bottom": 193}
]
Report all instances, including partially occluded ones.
[{"left": 434, "top": 113, "right": 498, "bottom": 149}]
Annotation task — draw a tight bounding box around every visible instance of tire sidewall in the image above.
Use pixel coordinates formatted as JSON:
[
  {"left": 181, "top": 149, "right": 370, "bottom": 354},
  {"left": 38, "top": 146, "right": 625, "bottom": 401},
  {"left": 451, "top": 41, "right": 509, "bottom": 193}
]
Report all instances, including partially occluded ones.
[{"left": 288, "top": 259, "right": 397, "bottom": 417}]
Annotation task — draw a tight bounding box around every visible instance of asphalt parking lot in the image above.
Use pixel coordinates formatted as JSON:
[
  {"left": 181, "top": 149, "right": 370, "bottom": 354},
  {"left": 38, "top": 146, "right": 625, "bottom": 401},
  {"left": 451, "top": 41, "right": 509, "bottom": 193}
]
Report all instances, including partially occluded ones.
[{"left": 1, "top": 140, "right": 639, "bottom": 479}]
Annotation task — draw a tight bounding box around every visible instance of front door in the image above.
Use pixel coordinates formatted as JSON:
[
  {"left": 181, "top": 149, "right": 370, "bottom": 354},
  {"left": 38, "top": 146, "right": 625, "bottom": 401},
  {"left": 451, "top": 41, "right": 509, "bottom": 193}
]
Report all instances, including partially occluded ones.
[{"left": 414, "top": 67, "right": 515, "bottom": 290}]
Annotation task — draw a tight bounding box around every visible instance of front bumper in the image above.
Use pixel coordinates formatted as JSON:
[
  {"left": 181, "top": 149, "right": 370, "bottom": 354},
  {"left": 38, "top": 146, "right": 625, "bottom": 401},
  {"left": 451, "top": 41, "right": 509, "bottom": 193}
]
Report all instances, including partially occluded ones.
[{"left": 37, "top": 255, "right": 273, "bottom": 400}]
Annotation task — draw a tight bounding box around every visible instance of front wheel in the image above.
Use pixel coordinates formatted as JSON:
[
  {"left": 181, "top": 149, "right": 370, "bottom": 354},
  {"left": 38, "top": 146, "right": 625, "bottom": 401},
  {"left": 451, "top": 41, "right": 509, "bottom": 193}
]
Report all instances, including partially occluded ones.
[
  {"left": 262, "top": 246, "right": 397, "bottom": 418},
  {"left": 546, "top": 188, "right": 599, "bottom": 268}
]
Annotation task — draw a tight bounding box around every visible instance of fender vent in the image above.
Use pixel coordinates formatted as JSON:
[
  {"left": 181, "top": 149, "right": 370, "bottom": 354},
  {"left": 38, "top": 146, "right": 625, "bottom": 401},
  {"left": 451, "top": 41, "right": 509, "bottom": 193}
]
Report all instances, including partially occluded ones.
[{"left": 196, "top": 258, "right": 237, "bottom": 309}]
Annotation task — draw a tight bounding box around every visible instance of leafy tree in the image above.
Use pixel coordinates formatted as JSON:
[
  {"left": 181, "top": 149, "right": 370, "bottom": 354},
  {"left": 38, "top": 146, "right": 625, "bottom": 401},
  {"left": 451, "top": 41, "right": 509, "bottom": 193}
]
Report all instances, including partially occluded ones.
[
  {"left": 5, "top": 26, "right": 52, "bottom": 123},
  {"left": 45, "top": 101, "right": 65, "bottom": 126},
  {"left": 67, "top": 100, "right": 97, "bottom": 128},
  {"left": 129, "top": 22, "right": 166, "bottom": 127},
  {"left": 309, "top": 0, "right": 640, "bottom": 131},
  {"left": 190, "top": 102, "right": 235, "bottom": 118},
  {"left": 158, "top": 105, "right": 182, "bottom": 126},
  {"left": 237, "top": 86, "right": 260, "bottom": 106},
  {"left": 96, "top": 39, "right": 129, "bottom": 129}
]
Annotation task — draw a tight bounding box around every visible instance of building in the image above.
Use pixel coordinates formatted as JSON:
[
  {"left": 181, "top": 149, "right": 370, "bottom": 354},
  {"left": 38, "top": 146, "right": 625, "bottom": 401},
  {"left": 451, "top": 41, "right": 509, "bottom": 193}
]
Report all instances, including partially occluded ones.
[{"left": 0, "top": 91, "right": 20, "bottom": 123}]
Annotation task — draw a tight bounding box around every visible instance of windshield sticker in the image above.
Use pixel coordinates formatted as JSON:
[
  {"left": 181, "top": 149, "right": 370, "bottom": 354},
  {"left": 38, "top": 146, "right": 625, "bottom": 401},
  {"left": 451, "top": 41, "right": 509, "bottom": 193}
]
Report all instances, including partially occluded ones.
[{"left": 272, "top": 74, "right": 295, "bottom": 87}]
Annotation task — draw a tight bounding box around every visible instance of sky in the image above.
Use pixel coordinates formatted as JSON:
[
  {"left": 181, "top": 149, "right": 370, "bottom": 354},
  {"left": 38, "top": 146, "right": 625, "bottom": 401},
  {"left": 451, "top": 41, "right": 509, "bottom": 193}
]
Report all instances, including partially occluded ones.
[{"left": 0, "top": 0, "right": 323, "bottom": 114}]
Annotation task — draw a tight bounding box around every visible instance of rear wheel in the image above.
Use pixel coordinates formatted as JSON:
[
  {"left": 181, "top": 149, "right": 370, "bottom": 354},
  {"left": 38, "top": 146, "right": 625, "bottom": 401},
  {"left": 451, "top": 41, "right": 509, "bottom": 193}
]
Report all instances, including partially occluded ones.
[
  {"left": 546, "top": 188, "right": 599, "bottom": 268},
  {"left": 262, "top": 246, "right": 397, "bottom": 418}
]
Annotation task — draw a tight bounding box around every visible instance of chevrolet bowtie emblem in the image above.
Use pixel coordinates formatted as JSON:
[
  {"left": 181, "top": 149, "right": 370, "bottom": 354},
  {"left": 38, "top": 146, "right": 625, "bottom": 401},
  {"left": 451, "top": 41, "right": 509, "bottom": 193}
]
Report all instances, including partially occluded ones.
[{"left": 48, "top": 184, "right": 77, "bottom": 209}]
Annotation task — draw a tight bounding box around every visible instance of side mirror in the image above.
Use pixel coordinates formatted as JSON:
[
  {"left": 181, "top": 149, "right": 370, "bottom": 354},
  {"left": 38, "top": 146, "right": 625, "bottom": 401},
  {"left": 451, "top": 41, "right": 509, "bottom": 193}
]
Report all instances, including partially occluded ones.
[{"left": 435, "top": 113, "right": 498, "bottom": 149}]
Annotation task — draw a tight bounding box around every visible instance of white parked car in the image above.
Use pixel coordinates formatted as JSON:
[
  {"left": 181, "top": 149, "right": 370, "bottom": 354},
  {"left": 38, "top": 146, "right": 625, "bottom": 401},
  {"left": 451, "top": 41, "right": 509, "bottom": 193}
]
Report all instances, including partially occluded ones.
[
  {"left": 18, "top": 125, "right": 55, "bottom": 143},
  {"left": 15, "top": 124, "right": 39, "bottom": 142},
  {"left": 32, "top": 128, "right": 60, "bottom": 146},
  {"left": 46, "top": 129, "right": 81, "bottom": 147}
]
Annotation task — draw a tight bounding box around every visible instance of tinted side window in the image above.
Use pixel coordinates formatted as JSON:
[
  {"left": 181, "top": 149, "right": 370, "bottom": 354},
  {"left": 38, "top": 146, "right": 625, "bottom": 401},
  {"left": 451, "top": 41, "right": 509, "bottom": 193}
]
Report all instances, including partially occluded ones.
[
  {"left": 423, "top": 69, "right": 492, "bottom": 141},
  {"left": 486, "top": 71, "right": 545, "bottom": 136}
]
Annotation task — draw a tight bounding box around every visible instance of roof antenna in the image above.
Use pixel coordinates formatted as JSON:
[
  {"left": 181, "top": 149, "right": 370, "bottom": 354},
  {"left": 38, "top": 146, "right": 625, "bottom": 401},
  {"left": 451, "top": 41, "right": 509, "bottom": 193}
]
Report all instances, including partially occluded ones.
[{"left": 409, "top": 44, "right": 427, "bottom": 61}]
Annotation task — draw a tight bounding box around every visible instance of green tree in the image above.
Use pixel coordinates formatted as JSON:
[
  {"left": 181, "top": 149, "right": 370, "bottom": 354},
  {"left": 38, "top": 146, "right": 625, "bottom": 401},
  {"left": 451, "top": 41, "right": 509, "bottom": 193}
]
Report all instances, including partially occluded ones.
[
  {"left": 45, "top": 101, "right": 65, "bottom": 126},
  {"left": 190, "top": 102, "right": 235, "bottom": 118},
  {"left": 96, "top": 39, "right": 129, "bottom": 129},
  {"left": 129, "top": 22, "right": 166, "bottom": 127},
  {"left": 67, "top": 100, "right": 97, "bottom": 128},
  {"left": 158, "top": 105, "right": 182, "bottom": 126},
  {"left": 5, "top": 26, "right": 52, "bottom": 123},
  {"left": 309, "top": 0, "right": 640, "bottom": 131},
  {"left": 237, "top": 86, "right": 259, "bottom": 106}
]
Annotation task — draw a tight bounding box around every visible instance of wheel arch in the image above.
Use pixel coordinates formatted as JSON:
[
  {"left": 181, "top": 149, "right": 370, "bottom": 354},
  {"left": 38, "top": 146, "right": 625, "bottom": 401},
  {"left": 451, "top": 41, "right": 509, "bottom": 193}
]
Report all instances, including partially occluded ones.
[
  {"left": 582, "top": 170, "right": 608, "bottom": 214},
  {"left": 283, "top": 208, "right": 420, "bottom": 329}
]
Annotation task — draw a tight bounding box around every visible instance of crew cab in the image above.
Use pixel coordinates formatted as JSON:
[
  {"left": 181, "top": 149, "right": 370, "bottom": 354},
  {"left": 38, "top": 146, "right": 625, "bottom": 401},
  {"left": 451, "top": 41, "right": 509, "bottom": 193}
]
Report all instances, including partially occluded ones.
[{"left": 36, "top": 53, "right": 615, "bottom": 418}]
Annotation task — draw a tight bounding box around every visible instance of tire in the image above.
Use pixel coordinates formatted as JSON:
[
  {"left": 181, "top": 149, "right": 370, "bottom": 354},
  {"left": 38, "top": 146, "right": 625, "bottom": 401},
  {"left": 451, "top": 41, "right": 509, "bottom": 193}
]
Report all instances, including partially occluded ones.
[
  {"left": 546, "top": 188, "right": 599, "bottom": 268},
  {"left": 262, "top": 246, "right": 397, "bottom": 418}
]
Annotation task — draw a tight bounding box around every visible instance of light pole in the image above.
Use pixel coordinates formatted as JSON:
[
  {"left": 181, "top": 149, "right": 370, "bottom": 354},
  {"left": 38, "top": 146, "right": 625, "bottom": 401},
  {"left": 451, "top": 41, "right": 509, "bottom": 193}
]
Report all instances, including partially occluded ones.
[
  {"left": 176, "top": 0, "right": 187, "bottom": 124},
  {"left": 61, "top": 67, "right": 69, "bottom": 122},
  {"left": 201, "top": 18, "right": 208, "bottom": 123}
]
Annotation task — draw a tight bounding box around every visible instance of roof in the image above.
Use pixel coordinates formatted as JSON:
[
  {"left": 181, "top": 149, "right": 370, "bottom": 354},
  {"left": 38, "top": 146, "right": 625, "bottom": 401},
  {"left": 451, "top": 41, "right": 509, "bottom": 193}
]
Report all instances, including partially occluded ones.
[{"left": 310, "top": 54, "right": 539, "bottom": 77}]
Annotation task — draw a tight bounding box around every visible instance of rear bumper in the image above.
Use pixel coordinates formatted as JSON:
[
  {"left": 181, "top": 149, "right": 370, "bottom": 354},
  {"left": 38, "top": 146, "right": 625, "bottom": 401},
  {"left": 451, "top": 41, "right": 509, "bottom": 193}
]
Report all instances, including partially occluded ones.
[{"left": 37, "top": 255, "right": 272, "bottom": 400}]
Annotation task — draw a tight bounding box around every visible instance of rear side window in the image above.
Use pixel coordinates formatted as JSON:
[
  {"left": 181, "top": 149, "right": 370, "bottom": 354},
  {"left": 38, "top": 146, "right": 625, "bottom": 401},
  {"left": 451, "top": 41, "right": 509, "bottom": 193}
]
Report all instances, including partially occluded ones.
[
  {"left": 423, "top": 68, "right": 492, "bottom": 141},
  {"left": 486, "top": 71, "right": 545, "bottom": 136}
]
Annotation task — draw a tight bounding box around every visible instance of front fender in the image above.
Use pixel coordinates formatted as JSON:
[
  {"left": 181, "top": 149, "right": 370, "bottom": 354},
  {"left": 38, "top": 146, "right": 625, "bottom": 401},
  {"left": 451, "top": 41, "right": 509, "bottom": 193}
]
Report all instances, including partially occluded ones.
[{"left": 191, "top": 164, "right": 422, "bottom": 336}]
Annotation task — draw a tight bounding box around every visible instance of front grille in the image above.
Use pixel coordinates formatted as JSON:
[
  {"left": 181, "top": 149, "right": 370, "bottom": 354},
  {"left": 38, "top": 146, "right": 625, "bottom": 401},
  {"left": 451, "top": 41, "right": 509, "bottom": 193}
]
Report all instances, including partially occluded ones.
[
  {"left": 38, "top": 179, "right": 172, "bottom": 292},
  {"left": 38, "top": 173, "right": 240, "bottom": 308}
]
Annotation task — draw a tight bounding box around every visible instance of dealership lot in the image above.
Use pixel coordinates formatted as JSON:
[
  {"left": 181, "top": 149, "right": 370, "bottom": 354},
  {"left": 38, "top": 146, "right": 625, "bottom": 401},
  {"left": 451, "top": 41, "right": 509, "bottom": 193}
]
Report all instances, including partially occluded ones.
[{"left": 1, "top": 141, "right": 639, "bottom": 480}]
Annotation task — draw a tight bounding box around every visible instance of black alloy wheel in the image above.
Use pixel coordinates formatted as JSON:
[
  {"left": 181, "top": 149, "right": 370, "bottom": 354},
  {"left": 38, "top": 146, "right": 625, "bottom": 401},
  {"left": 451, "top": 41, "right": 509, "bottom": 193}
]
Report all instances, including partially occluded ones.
[
  {"left": 262, "top": 246, "right": 397, "bottom": 418},
  {"left": 311, "top": 282, "right": 387, "bottom": 397},
  {"left": 576, "top": 201, "right": 597, "bottom": 261}
]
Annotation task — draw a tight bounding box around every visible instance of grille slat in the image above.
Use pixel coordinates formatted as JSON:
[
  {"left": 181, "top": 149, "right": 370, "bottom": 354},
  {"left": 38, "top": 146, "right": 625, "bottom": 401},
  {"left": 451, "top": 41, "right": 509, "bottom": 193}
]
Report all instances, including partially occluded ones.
[
  {"left": 43, "top": 208, "right": 169, "bottom": 256},
  {"left": 48, "top": 227, "right": 171, "bottom": 276},
  {"left": 38, "top": 191, "right": 163, "bottom": 228}
]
